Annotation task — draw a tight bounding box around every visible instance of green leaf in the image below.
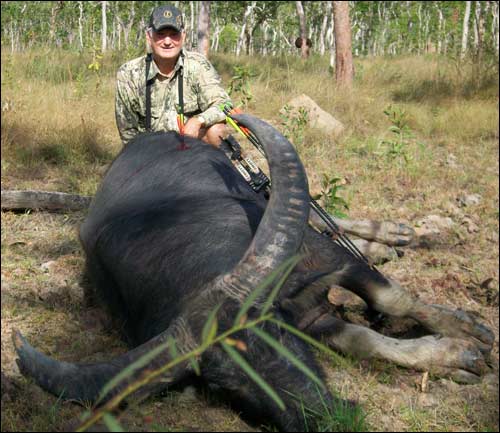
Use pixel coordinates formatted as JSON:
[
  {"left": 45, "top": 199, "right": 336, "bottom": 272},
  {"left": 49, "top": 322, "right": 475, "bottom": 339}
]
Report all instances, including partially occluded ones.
[
  {"left": 201, "top": 303, "right": 221, "bottom": 345},
  {"left": 96, "top": 339, "right": 171, "bottom": 405},
  {"left": 221, "top": 341, "right": 285, "bottom": 411},
  {"left": 189, "top": 356, "right": 201, "bottom": 376},
  {"left": 102, "top": 413, "right": 125, "bottom": 432},
  {"left": 328, "top": 177, "right": 341, "bottom": 185},
  {"left": 233, "top": 256, "right": 299, "bottom": 327},
  {"left": 260, "top": 255, "right": 302, "bottom": 317},
  {"left": 250, "top": 327, "right": 325, "bottom": 390},
  {"left": 269, "top": 319, "right": 350, "bottom": 369},
  {"left": 167, "top": 335, "right": 178, "bottom": 360}
]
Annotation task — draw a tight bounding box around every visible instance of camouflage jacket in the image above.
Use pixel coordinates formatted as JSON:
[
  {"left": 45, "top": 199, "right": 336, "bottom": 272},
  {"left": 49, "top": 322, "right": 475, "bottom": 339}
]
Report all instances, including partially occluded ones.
[{"left": 115, "top": 50, "right": 231, "bottom": 144}]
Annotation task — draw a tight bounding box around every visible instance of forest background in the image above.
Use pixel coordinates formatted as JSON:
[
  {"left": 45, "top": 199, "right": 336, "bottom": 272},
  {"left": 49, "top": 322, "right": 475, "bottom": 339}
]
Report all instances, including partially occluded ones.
[{"left": 1, "top": 1, "right": 499, "bottom": 432}]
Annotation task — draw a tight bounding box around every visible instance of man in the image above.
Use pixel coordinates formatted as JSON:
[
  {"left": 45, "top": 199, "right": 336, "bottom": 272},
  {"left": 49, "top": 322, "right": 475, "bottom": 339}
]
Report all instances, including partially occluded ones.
[{"left": 115, "top": 4, "right": 231, "bottom": 147}]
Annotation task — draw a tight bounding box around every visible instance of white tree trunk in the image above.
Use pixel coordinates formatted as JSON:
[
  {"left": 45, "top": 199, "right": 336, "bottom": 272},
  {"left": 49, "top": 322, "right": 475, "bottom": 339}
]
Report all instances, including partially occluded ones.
[
  {"left": 296, "top": 1, "right": 309, "bottom": 58},
  {"left": 211, "top": 18, "right": 221, "bottom": 52},
  {"left": 493, "top": 0, "right": 499, "bottom": 55},
  {"left": 319, "top": 2, "right": 331, "bottom": 56},
  {"left": 271, "top": 28, "right": 277, "bottom": 56},
  {"left": 436, "top": 3, "right": 444, "bottom": 54},
  {"left": 475, "top": 0, "right": 486, "bottom": 57},
  {"left": 120, "top": 1, "right": 135, "bottom": 49},
  {"left": 473, "top": 2, "right": 480, "bottom": 49},
  {"left": 101, "top": 1, "right": 107, "bottom": 52},
  {"left": 236, "top": 3, "right": 255, "bottom": 56},
  {"left": 262, "top": 21, "right": 269, "bottom": 56},
  {"left": 329, "top": 2, "right": 335, "bottom": 69},
  {"left": 189, "top": 1, "right": 195, "bottom": 49},
  {"left": 461, "top": 1, "right": 472, "bottom": 59},
  {"left": 78, "top": 1, "right": 84, "bottom": 49},
  {"left": 10, "top": 21, "right": 15, "bottom": 53}
]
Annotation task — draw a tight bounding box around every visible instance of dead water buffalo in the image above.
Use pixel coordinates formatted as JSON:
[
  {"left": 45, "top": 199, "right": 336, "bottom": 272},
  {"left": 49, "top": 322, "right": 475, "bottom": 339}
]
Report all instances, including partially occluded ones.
[{"left": 13, "top": 115, "right": 494, "bottom": 431}]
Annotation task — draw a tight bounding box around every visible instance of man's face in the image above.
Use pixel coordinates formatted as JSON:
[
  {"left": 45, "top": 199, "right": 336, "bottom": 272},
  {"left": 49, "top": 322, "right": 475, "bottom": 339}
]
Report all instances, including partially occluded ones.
[{"left": 147, "top": 27, "right": 185, "bottom": 61}]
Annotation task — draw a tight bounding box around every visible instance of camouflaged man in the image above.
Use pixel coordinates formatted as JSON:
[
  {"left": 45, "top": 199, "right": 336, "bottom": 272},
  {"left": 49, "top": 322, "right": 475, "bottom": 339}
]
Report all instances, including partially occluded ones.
[{"left": 115, "top": 4, "right": 231, "bottom": 147}]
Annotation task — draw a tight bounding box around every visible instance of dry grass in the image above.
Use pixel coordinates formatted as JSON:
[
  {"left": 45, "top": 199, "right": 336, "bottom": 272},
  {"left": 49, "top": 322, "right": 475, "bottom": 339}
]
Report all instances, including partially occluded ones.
[{"left": 1, "top": 49, "right": 499, "bottom": 432}]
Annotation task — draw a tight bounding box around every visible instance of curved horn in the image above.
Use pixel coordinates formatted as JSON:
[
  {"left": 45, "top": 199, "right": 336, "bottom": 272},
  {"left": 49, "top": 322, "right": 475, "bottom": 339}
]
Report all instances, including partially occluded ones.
[
  {"left": 213, "top": 114, "right": 310, "bottom": 303},
  {"left": 12, "top": 317, "right": 195, "bottom": 403}
]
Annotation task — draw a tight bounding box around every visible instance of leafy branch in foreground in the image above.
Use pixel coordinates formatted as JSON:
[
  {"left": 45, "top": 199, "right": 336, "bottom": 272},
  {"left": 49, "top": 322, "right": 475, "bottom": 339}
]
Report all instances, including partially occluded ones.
[{"left": 76, "top": 255, "right": 343, "bottom": 432}]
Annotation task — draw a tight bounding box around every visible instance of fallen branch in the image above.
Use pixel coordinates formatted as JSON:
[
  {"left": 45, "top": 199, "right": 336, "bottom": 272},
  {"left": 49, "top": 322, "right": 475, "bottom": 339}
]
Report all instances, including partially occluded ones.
[{"left": 1, "top": 190, "right": 91, "bottom": 212}]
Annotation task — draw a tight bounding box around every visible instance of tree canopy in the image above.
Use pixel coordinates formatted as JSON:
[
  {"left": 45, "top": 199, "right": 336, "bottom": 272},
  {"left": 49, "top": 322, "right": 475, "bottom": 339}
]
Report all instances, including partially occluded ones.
[{"left": 1, "top": 1, "right": 498, "bottom": 59}]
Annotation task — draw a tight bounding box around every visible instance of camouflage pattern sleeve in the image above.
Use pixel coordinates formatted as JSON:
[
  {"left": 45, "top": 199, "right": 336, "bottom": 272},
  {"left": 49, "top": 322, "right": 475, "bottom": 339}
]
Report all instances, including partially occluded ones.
[
  {"left": 115, "top": 67, "right": 143, "bottom": 145},
  {"left": 194, "top": 56, "right": 232, "bottom": 127}
]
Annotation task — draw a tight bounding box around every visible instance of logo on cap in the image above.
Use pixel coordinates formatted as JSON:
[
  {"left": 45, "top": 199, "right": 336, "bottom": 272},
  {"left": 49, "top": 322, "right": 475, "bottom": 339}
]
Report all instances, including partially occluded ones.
[{"left": 164, "top": 11, "right": 173, "bottom": 18}]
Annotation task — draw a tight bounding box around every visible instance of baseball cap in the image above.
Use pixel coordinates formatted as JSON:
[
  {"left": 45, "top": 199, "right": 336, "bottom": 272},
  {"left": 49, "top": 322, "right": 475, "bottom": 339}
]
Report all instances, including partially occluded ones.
[{"left": 149, "top": 5, "right": 184, "bottom": 33}]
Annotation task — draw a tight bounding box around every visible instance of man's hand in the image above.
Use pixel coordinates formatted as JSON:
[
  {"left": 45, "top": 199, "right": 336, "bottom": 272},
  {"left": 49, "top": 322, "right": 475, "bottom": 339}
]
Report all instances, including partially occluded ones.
[{"left": 183, "top": 117, "right": 204, "bottom": 139}]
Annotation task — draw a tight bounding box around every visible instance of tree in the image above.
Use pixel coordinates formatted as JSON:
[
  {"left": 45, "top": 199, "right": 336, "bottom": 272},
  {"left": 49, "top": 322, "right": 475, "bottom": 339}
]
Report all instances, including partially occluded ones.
[
  {"left": 236, "top": 1, "right": 256, "bottom": 56},
  {"left": 295, "top": 1, "right": 310, "bottom": 58},
  {"left": 101, "top": 1, "right": 107, "bottom": 52},
  {"left": 333, "top": 1, "right": 353, "bottom": 88},
  {"left": 461, "top": 1, "right": 472, "bottom": 58},
  {"left": 197, "top": 1, "right": 210, "bottom": 57}
]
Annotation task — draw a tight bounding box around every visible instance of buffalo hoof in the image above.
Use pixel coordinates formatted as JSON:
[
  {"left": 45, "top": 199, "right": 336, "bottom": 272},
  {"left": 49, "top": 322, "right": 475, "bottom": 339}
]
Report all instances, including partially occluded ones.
[
  {"left": 414, "top": 304, "right": 495, "bottom": 354},
  {"left": 375, "top": 221, "right": 416, "bottom": 246},
  {"left": 350, "top": 239, "right": 399, "bottom": 264},
  {"left": 414, "top": 335, "right": 491, "bottom": 384}
]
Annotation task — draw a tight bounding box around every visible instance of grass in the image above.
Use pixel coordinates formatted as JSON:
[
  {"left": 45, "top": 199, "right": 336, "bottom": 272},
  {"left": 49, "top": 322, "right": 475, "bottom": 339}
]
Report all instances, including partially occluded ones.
[{"left": 1, "top": 48, "right": 499, "bottom": 431}]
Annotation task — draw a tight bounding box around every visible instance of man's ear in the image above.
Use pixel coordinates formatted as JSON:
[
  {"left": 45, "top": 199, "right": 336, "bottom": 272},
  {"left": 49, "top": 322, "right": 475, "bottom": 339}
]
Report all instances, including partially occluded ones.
[{"left": 145, "top": 30, "right": 153, "bottom": 53}]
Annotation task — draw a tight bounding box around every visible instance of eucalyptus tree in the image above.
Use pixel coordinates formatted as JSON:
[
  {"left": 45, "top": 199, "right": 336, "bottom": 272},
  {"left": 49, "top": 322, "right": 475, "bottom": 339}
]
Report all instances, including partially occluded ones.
[
  {"left": 198, "top": 1, "right": 211, "bottom": 57},
  {"left": 333, "top": 1, "right": 353, "bottom": 87}
]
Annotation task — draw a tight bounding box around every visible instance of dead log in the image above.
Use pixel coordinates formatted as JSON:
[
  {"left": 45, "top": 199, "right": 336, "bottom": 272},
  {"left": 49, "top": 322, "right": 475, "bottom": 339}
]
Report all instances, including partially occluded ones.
[{"left": 1, "top": 190, "right": 91, "bottom": 212}]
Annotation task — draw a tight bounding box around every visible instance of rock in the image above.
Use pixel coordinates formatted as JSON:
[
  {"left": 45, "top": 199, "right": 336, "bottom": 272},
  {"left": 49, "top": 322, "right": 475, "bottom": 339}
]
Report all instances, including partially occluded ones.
[
  {"left": 446, "top": 153, "right": 459, "bottom": 168},
  {"left": 457, "top": 193, "right": 482, "bottom": 207},
  {"left": 461, "top": 216, "right": 479, "bottom": 233},
  {"left": 414, "top": 215, "right": 455, "bottom": 237},
  {"left": 40, "top": 260, "right": 57, "bottom": 273},
  {"left": 281, "top": 94, "right": 345, "bottom": 138},
  {"left": 438, "top": 378, "right": 460, "bottom": 392},
  {"left": 443, "top": 202, "right": 465, "bottom": 219},
  {"left": 417, "top": 393, "right": 439, "bottom": 408},
  {"left": 483, "top": 373, "right": 499, "bottom": 390}
]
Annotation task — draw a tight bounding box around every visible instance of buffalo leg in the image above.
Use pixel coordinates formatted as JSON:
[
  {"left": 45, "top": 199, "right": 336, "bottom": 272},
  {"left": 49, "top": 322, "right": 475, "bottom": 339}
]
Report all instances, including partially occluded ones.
[
  {"left": 309, "top": 210, "right": 415, "bottom": 246},
  {"left": 301, "top": 230, "right": 495, "bottom": 352},
  {"left": 302, "top": 313, "right": 490, "bottom": 384}
]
